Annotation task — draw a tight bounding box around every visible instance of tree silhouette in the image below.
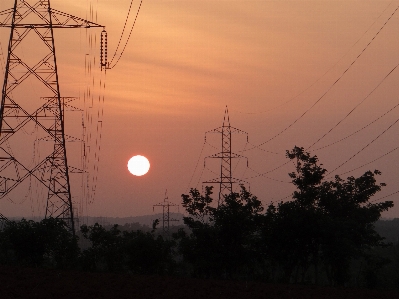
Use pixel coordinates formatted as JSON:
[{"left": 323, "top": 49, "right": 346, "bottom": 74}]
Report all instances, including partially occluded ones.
[
  {"left": 263, "top": 146, "right": 393, "bottom": 285},
  {"left": 0, "top": 218, "right": 79, "bottom": 268},
  {"left": 176, "top": 185, "right": 264, "bottom": 278}
]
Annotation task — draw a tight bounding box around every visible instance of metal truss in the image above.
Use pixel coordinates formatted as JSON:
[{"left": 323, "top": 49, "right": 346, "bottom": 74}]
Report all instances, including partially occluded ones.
[
  {"left": 153, "top": 190, "right": 179, "bottom": 235},
  {"left": 0, "top": 0, "right": 103, "bottom": 234},
  {"left": 203, "top": 107, "right": 249, "bottom": 205}
]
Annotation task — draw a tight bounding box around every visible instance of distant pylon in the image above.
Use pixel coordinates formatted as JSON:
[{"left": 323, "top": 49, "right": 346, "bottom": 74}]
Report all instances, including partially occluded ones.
[
  {"left": 153, "top": 190, "right": 179, "bottom": 235},
  {"left": 0, "top": 0, "right": 103, "bottom": 233},
  {"left": 203, "top": 106, "right": 248, "bottom": 205}
]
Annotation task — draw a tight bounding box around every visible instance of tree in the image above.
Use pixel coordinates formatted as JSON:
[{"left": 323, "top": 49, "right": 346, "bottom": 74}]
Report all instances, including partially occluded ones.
[
  {"left": 176, "top": 185, "right": 264, "bottom": 279},
  {"left": 263, "top": 146, "right": 393, "bottom": 285},
  {"left": 0, "top": 218, "right": 79, "bottom": 268},
  {"left": 123, "top": 229, "right": 176, "bottom": 275},
  {"left": 80, "top": 222, "right": 176, "bottom": 274},
  {"left": 318, "top": 170, "right": 393, "bottom": 285},
  {"left": 80, "top": 223, "right": 124, "bottom": 272}
]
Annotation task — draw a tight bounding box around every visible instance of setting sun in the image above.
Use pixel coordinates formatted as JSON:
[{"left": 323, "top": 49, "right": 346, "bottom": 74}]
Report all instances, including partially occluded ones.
[{"left": 127, "top": 155, "right": 150, "bottom": 176}]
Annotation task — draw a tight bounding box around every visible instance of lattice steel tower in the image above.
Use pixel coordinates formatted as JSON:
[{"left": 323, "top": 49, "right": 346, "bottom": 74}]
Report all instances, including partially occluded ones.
[
  {"left": 203, "top": 107, "right": 248, "bottom": 205},
  {"left": 0, "top": 0, "right": 103, "bottom": 233},
  {"left": 153, "top": 190, "right": 179, "bottom": 235}
]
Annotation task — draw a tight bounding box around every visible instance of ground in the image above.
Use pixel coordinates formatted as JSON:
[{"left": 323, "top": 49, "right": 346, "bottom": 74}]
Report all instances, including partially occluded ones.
[{"left": 0, "top": 265, "right": 398, "bottom": 299}]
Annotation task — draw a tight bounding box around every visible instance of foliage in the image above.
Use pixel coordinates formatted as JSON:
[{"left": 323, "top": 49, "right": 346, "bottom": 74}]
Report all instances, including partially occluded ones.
[
  {"left": 80, "top": 223, "right": 124, "bottom": 271},
  {"left": 80, "top": 223, "right": 175, "bottom": 274},
  {"left": 264, "top": 146, "right": 393, "bottom": 285},
  {"left": 123, "top": 229, "right": 176, "bottom": 274},
  {"left": 0, "top": 218, "right": 79, "bottom": 268},
  {"left": 0, "top": 145, "right": 395, "bottom": 288},
  {"left": 176, "top": 185, "right": 264, "bottom": 279}
]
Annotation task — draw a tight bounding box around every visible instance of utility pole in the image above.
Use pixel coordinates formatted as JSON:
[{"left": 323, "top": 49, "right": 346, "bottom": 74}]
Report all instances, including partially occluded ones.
[
  {"left": 203, "top": 106, "right": 248, "bottom": 205},
  {"left": 0, "top": 0, "right": 103, "bottom": 233},
  {"left": 153, "top": 190, "right": 179, "bottom": 235}
]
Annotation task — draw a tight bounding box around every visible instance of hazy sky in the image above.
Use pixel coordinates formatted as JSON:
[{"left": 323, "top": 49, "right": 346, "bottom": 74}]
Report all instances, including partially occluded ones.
[{"left": 1, "top": 0, "right": 399, "bottom": 219}]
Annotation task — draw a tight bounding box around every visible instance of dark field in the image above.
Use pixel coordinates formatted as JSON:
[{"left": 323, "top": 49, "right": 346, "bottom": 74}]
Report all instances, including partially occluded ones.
[{"left": 1, "top": 266, "right": 399, "bottom": 299}]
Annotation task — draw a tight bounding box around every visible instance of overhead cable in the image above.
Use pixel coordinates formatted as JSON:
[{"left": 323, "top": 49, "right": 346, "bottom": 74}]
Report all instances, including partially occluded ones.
[
  {"left": 108, "top": 0, "right": 144, "bottom": 69},
  {"left": 233, "top": 1, "right": 397, "bottom": 115},
  {"left": 242, "top": 3, "right": 399, "bottom": 152}
]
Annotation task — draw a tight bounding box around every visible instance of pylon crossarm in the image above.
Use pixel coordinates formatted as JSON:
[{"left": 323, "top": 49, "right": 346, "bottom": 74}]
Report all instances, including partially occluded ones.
[
  {"left": 0, "top": 5, "right": 103, "bottom": 28},
  {"left": 205, "top": 126, "right": 248, "bottom": 135},
  {"left": 205, "top": 153, "right": 247, "bottom": 159},
  {"left": 50, "top": 9, "right": 103, "bottom": 28}
]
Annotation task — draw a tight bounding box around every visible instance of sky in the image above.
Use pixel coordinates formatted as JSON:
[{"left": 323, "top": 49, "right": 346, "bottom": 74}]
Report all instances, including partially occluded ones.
[{"left": 1, "top": 0, "right": 399, "bottom": 219}]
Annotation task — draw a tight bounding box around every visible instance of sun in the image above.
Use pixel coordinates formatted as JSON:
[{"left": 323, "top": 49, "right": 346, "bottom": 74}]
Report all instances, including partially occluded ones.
[{"left": 127, "top": 155, "right": 150, "bottom": 176}]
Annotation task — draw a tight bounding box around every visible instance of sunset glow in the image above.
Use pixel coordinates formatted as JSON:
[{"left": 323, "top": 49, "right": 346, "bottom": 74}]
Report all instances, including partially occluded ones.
[{"left": 1, "top": 0, "right": 399, "bottom": 219}]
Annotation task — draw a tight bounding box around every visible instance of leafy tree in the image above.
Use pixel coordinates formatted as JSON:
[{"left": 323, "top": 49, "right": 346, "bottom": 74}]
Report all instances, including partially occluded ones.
[
  {"left": 123, "top": 229, "right": 176, "bottom": 275},
  {"left": 176, "top": 185, "right": 264, "bottom": 279},
  {"left": 0, "top": 218, "right": 79, "bottom": 268},
  {"left": 175, "top": 186, "right": 220, "bottom": 278},
  {"left": 80, "top": 223, "right": 124, "bottom": 272},
  {"left": 318, "top": 170, "right": 392, "bottom": 285},
  {"left": 80, "top": 222, "right": 176, "bottom": 274},
  {"left": 263, "top": 146, "right": 393, "bottom": 285}
]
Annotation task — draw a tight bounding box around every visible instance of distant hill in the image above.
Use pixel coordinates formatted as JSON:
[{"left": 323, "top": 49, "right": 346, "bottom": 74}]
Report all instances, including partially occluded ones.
[
  {"left": 77, "top": 212, "right": 185, "bottom": 227},
  {"left": 9, "top": 213, "right": 185, "bottom": 228},
  {"left": 9, "top": 215, "right": 399, "bottom": 243}
]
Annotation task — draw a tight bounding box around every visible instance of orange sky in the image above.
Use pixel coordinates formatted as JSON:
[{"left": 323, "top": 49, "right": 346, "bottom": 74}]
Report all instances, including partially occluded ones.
[{"left": 1, "top": 0, "right": 399, "bottom": 219}]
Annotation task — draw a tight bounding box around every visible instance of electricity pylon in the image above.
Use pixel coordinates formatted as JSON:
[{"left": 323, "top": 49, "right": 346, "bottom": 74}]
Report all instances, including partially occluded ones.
[
  {"left": 203, "top": 106, "right": 248, "bottom": 205},
  {"left": 0, "top": 0, "right": 103, "bottom": 233},
  {"left": 153, "top": 190, "right": 179, "bottom": 235}
]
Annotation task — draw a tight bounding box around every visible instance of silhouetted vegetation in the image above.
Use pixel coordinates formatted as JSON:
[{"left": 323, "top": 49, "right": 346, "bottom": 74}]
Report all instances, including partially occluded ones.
[
  {"left": 1, "top": 146, "right": 398, "bottom": 290},
  {"left": 79, "top": 222, "right": 176, "bottom": 274},
  {"left": 0, "top": 218, "right": 79, "bottom": 269}
]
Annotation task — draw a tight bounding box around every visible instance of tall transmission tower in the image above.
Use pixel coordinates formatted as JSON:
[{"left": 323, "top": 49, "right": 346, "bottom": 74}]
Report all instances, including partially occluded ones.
[
  {"left": 203, "top": 106, "right": 248, "bottom": 205},
  {"left": 0, "top": 0, "right": 103, "bottom": 233},
  {"left": 153, "top": 190, "right": 179, "bottom": 235}
]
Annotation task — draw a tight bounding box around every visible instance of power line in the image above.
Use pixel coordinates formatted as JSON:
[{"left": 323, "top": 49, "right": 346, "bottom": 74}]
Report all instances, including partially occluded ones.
[
  {"left": 371, "top": 190, "right": 399, "bottom": 203},
  {"left": 327, "top": 117, "right": 399, "bottom": 176},
  {"left": 307, "top": 62, "right": 399, "bottom": 150},
  {"left": 186, "top": 140, "right": 206, "bottom": 193},
  {"left": 244, "top": 165, "right": 290, "bottom": 183},
  {"left": 108, "top": 0, "right": 144, "bottom": 69},
  {"left": 233, "top": 1, "right": 397, "bottom": 116},
  {"left": 332, "top": 146, "right": 399, "bottom": 178},
  {"left": 243, "top": 61, "right": 399, "bottom": 183},
  {"left": 241, "top": 3, "right": 399, "bottom": 152},
  {"left": 314, "top": 102, "right": 399, "bottom": 151},
  {"left": 108, "top": 0, "right": 137, "bottom": 65}
]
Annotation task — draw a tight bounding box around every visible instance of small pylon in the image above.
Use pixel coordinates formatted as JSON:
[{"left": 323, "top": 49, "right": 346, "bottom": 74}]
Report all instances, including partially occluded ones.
[
  {"left": 203, "top": 106, "right": 248, "bottom": 205},
  {"left": 153, "top": 190, "right": 179, "bottom": 235}
]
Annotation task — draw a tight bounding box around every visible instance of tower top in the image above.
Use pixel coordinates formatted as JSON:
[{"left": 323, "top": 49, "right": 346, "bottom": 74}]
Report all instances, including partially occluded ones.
[{"left": 223, "top": 105, "right": 230, "bottom": 128}]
